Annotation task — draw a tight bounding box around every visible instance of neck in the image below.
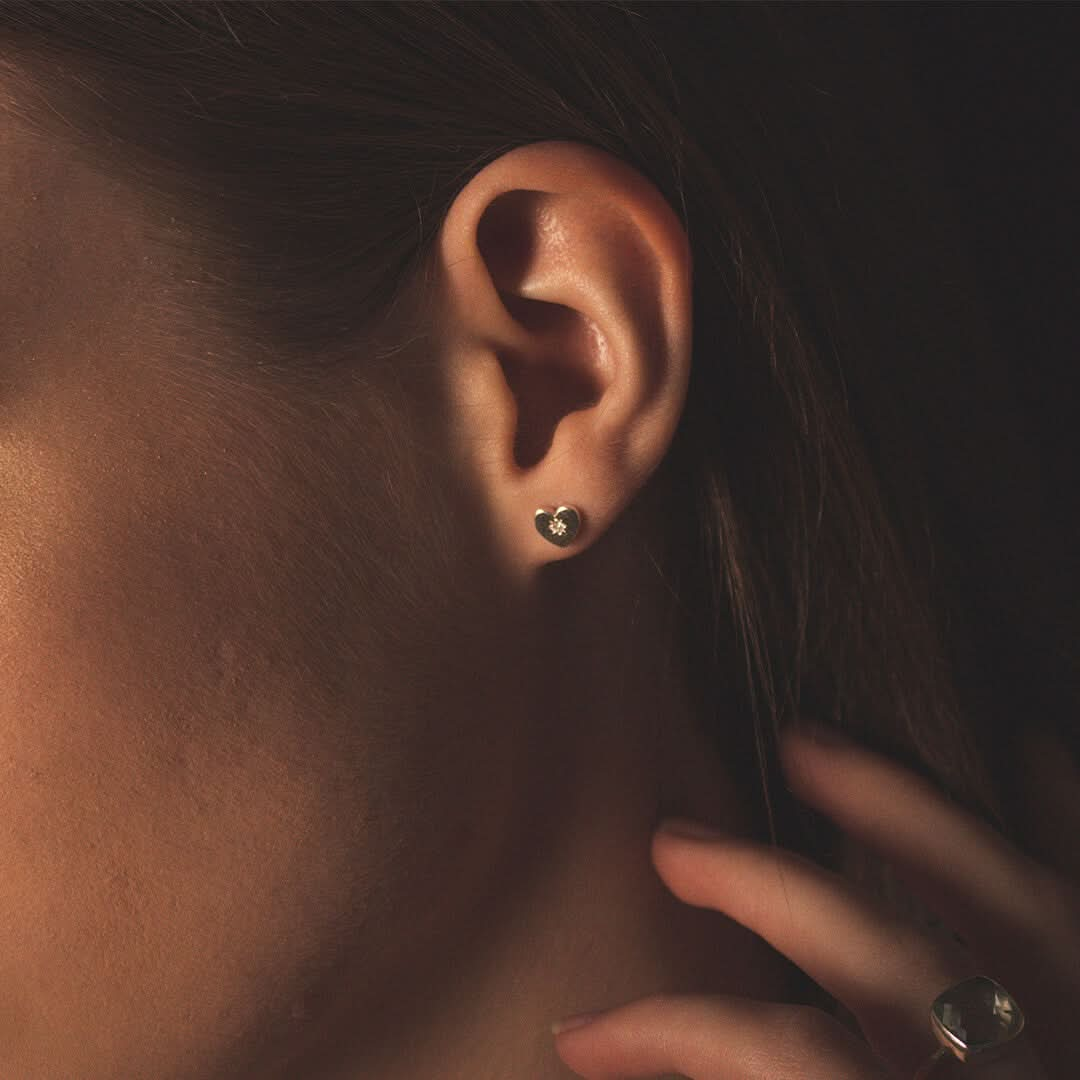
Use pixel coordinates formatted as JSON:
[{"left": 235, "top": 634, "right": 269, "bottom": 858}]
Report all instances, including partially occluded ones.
[{"left": 288, "top": 517, "right": 800, "bottom": 1079}]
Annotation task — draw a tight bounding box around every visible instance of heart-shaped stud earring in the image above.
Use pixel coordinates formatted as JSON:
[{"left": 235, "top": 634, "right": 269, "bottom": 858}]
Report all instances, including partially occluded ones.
[{"left": 534, "top": 505, "right": 581, "bottom": 548}]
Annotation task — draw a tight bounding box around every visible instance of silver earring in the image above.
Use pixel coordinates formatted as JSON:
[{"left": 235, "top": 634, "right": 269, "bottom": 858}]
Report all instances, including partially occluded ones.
[{"left": 534, "top": 505, "right": 581, "bottom": 548}]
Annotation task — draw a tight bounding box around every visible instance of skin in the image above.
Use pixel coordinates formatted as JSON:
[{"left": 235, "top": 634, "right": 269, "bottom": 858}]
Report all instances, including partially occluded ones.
[
  {"left": 554, "top": 729, "right": 1080, "bottom": 1078},
  {"left": 1, "top": 92, "right": 802, "bottom": 1080}
]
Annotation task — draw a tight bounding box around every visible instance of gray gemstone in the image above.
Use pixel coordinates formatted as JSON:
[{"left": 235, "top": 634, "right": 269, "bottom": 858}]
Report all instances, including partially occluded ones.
[{"left": 931, "top": 976, "right": 1024, "bottom": 1061}]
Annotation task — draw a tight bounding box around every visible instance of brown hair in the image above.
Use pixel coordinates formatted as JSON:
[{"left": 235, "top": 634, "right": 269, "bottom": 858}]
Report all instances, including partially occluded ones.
[{"left": 1, "top": 1, "right": 1064, "bottom": 940}]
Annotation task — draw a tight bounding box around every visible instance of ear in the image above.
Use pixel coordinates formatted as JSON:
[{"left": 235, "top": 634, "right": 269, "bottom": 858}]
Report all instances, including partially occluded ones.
[{"left": 431, "top": 139, "right": 693, "bottom": 585}]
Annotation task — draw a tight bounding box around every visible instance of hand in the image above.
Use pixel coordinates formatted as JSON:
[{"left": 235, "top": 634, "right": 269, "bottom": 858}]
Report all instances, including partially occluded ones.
[{"left": 552, "top": 725, "right": 1080, "bottom": 1079}]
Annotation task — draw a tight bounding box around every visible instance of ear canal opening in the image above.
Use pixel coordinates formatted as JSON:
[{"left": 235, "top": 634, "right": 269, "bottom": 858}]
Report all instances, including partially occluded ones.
[{"left": 500, "top": 343, "right": 600, "bottom": 470}]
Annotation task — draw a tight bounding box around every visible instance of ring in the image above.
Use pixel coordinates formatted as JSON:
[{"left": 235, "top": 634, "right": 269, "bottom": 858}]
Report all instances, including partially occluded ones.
[{"left": 912, "top": 975, "right": 1026, "bottom": 1078}]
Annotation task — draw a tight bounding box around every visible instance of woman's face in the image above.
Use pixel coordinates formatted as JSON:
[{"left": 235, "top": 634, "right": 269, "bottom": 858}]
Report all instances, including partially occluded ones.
[
  {"left": 1, "top": 102, "right": 531, "bottom": 1079},
  {"left": 1, "top": 77, "right": 785, "bottom": 1077}
]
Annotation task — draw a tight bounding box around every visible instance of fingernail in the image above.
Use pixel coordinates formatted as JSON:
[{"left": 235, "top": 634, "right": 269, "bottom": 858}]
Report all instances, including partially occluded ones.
[
  {"left": 551, "top": 1010, "right": 604, "bottom": 1035},
  {"left": 656, "top": 816, "right": 726, "bottom": 842}
]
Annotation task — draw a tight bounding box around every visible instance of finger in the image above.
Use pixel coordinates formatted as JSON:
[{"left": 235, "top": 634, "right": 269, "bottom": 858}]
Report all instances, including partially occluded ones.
[
  {"left": 777, "top": 726, "right": 1080, "bottom": 1075},
  {"left": 553, "top": 992, "right": 895, "bottom": 1080},
  {"left": 1017, "top": 726, "right": 1080, "bottom": 883},
  {"left": 776, "top": 728, "right": 1059, "bottom": 959},
  {"left": 649, "top": 824, "right": 977, "bottom": 1076}
]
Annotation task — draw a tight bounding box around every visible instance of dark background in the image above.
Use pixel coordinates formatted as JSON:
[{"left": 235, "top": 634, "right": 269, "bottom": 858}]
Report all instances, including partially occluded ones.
[
  {"left": 768, "top": 3, "right": 1080, "bottom": 763},
  {"left": 898, "top": 4, "right": 1078, "bottom": 758},
  {"left": 804, "top": 3, "right": 1080, "bottom": 763},
  {"left": 901, "top": 4, "right": 1078, "bottom": 551}
]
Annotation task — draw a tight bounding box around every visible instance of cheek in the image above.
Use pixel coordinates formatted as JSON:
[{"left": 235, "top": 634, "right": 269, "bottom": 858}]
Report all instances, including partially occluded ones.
[
  {"left": 0, "top": 448, "right": 367, "bottom": 1076},
  {"left": 2, "top": 488, "right": 306, "bottom": 1062},
  {"left": 0, "top": 425, "right": 505, "bottom": 1077}
]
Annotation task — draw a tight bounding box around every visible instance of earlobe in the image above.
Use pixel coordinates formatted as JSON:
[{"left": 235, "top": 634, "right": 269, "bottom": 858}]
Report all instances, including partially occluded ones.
[{"left": 431, "top": 139, "right": 693, "bottom": 572}]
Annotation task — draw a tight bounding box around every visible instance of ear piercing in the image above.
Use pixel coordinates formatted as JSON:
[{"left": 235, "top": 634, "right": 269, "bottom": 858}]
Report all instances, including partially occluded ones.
[{"left": 534, "top": 505, "right": 581, "bottom": 548}]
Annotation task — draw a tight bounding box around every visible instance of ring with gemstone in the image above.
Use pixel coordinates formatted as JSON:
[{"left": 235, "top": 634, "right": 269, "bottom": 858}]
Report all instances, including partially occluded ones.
[{"left": 912, "top": 975, "right": 1026, "bottom": 1078}]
